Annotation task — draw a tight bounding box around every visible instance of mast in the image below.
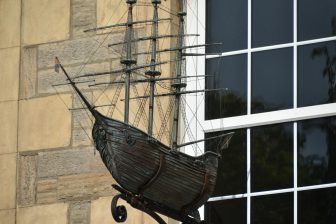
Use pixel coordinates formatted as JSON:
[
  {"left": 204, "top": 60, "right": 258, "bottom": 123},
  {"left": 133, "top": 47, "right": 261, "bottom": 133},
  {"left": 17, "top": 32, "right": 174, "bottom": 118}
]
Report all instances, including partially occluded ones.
[
  {"left": 146, "top": 0, "right": 162, "bottom": 137},
  {"left": 171, "top": 6, "right": 186, "bottom": 150},
  {"left": 122, "top": 0, "right": 137, "bottom": 124}
]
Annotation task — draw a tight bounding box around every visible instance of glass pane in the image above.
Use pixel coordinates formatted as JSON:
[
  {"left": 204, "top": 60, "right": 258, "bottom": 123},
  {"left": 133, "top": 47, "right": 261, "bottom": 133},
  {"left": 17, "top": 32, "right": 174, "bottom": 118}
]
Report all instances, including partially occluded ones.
[
  {"left": 205, "top": 198, "right": 247, "bottom": 224},
  {"left": 298, "top": 0, "right": 336, "bottom": 41},
  {"left": 298, "top": 187, "right": 336, "bottom": 224},
  {"left": 251, "top": 193, "right": 293, "bottom": 224},
  {"left": 298, "top": 117, "right": 336, "bottom": 186},
  {"left": 298, "top": 41, "right": 336, "bottom": 107},
  {"left": 206, "top": 0, "right": 247, "bottom": 53},
  {"left": 205, "top": 129, "right": 247, "bottom": 196},
  {"left": 252, "top": 48, "right": 293, "bottom": 114},
  {"left": 251, "top": 123, "right": 293, "bottom": 192},
  {"left": 205, "top": 55, "right": 247, "bottom": 119},
  {"left": 252, "top": 0, "right": 293, "bottom": 47}
]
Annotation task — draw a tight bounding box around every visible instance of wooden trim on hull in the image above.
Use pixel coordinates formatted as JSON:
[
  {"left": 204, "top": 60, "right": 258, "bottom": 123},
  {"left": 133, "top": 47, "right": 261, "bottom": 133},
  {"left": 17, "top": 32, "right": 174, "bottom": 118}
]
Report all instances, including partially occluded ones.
[
  {"left": 92, "top": 113, "right": 219, "bottom": 215},
  {"left": 139, "top": 154, "right": 166, "bottom": 194}
]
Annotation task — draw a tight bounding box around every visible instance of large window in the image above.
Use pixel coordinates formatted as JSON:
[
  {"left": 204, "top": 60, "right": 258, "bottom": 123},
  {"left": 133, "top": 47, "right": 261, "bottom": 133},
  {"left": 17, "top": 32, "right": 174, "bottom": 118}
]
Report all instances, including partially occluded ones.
[{"left": 185, "top": 0, "right": 336, "bottom": 223}]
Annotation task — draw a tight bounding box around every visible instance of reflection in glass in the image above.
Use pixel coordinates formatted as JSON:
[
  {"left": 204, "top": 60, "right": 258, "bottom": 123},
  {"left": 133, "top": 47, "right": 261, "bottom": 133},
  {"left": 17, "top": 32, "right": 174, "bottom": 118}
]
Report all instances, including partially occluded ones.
[
  {"left": 298, "top": 117, "right": 336, "bottom": 186},
  {"left": 252, "top": 0, "right": 293, "bottom": 47},
  {"left": 298, "top": 41, "right": 336, "bottom": 107},
  {"left": 251, "top": 193, "right": 293, "bottom": 224},
  {"left": 298, "top": 187, "right": 336, "bottom": 224},
  {"left": 205, "top": 198, "right": 247, "bottom": 224},
  {"left": 205, "top": 55, "right": 247, "bottom": 119},
  {"left": 205, "top": 129, "right": 247, "bottom": 196},
  {"left": 298, "top": 0, "right": 336, "bottom": 41},
  {"left": 252, "top": 48, "right": 293, "bottom": 114},
  {"left": 206, "top": 0, "right": 247, "bottom": 53},
  {"left": 251, "top": 123, "right": 293, "bottom": 192}
]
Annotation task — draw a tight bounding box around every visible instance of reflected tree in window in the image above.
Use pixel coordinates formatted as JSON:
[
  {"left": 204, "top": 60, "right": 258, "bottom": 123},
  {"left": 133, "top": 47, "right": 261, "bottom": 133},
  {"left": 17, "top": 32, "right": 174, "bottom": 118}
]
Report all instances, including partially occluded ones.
[
  {"left": 298, "top": 188, "right": 336, "bottom": 224},
  {"left": 205, "top": 129, "right": 247, "bottom": 196},
  {"left": 300, "top": 18, "right": 336, "bottom": 186},
  {"left": 298, "top": 18, "right": 336, "bottom": 107},
  {"left": 205, "top": 54, "right": 248, "bottom": 119},
  {"left": 251, "top": 48, "right": 293, "bottom": 114},
  {"left": 251, "top": 193, "right": 293, "bottom": 224},
  {"left": 251, "top": 123, "right": 293, "bottom": 192},
  {"left": 205, "top": 198, "right": 247, "bottom": 224},
  {"left": 206, "top": 90, "right": 247, "bottom": 119},
  {"left": 311, "top": 17, "right": 336, "bottom": 104},
  {"left": 298, "top": 117, "right": 336, "bottom": 186}
]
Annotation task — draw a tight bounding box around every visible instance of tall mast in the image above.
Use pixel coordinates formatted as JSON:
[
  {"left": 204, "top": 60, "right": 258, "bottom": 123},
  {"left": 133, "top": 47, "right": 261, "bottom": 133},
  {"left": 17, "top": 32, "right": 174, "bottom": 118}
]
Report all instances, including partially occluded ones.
[
  {"left": 146, "top": 0, "right": 162, "bottom": 137},
  {"left": 171, "top": 5, "right": 186, "bottom": 150},
  {"left": 122, "top": 0, "right": 137, "bottom": 124}
]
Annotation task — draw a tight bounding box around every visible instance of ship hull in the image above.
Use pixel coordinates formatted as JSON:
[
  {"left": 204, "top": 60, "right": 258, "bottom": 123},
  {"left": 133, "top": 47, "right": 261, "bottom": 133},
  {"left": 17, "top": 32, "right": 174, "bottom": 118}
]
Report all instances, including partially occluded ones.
[{"left": 92, "top": 112, "right": 220, "bottom": 217}]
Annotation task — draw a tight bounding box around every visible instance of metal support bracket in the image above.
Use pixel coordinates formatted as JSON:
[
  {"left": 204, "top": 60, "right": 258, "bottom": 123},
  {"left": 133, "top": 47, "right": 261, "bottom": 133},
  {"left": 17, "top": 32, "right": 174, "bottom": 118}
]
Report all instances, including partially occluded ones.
[
  {"left": 111, "top": 184, "right": 206, "bottom": 224},
  {"left": 111, "top": 184, "right": 167, "bottom": 224}
]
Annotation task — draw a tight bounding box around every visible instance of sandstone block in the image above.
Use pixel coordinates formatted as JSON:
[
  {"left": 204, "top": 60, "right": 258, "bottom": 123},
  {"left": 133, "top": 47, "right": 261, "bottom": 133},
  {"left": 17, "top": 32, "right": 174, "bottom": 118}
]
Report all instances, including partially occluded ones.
[
  {"left": 97, "top": 0, "right": 156, "bottom": 32},
  {"left": 20, "top": 47, "right": 37, "bottom": 99},
  {"left": 0, "top": 0, "right": 20, "bottom": 48},
  {"left": 0, "top": 209, "right": 15, "bottom": 224},
  {"left": 58, "top": 172, "right": 115, "bottom": 201},
  {"left": 97, "top": 0, "right": 128, "bottom": 33},
  {"left": 18, "top": 154, "right": 37, "bottom": 206},
  {"left": 0, "top": 101, "right": 18, "bottom": 154},
  {"left": 0, "top": 47, "right": 20, "bottom": 101},
  {"left": 22, "top": 0, "right": 70, "bottom": 45},
  {"left": 72, "top": 92, "right": 94, "bottom": 146},
  {"left": 18, "top": 95, "right": 72, "bottom": 151},
  {"left": 93, "top": 86, "right": 125, "bottom": 122},
  {"left": 37, "top": 147, "right": 106, "bottom": 178},
  {"left": 38, "top": 62, "right": 110, "bottom": 94},
  {"left": 73, "top": 91, "right": 93, "bottom": 109},
  {"left": 37, "top": 34, "right": 123, "bottom": 69},
  {"left": 17, "top": 203, "right": 68, "bottom": 224},
  {"left": 0, "top": 154, "right": 16, "bottom": 209},
  {"left": 69, "top": 201, "right": 90, "bottom": 224},
  {"left": 71, "top": 0, "right": 96, "bottom": 38},
  {"left": 36, "top": 178, "right": 57, "bottom": 204},
  {"left": 72, "top": 127, "right": 93, "bottom": 147}
]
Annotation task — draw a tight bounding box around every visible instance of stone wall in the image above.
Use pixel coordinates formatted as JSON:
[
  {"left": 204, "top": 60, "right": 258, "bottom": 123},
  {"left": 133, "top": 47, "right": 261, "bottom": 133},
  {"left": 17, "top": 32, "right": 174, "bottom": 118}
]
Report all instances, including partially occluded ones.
[{"left": 0, "top": 0, "right": 179, "bottom": 223}]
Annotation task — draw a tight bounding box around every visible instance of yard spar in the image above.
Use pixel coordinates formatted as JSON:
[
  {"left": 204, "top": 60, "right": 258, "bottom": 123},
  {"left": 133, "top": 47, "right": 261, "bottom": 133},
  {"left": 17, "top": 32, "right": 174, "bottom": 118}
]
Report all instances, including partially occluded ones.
[{"left": 54, "top": 1, "right": 234, "bottom": 223}]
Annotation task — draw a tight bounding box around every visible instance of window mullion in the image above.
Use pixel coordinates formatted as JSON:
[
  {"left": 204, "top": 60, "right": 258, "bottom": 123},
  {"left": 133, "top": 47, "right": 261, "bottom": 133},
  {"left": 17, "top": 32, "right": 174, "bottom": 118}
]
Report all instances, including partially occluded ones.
[
  {"left": 247, "top": 0, "right": 252, "bottom": 223},
  {"left": 293, "top": 1, "right": 298, "bottom": 224}
]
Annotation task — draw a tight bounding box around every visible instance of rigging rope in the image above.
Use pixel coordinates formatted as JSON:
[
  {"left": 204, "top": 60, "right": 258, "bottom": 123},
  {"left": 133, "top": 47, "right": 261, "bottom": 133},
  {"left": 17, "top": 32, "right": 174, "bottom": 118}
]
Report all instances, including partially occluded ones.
[
  {"left": 180, "top": 96, "right": 199, "bottom": 154},
  {"left": 51, "top": 0, "right": 226, "bottom": 153}
]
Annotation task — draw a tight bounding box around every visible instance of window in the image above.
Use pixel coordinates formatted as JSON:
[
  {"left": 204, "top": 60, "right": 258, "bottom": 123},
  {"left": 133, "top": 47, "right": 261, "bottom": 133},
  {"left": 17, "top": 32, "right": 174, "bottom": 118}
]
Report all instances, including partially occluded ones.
[
  {"left": 298, "top": 187, "right": 336, "bottom": 224},
  {"left": 206, "top": 0, "right": 247, "bottom": 53},
  {"left": 205, "top": 129, "right": 247, "bottom": 196},
  {"left": 251, "top": 123, "right": 293, "bottom": 192},
  {"left": 205, "top": 198, "right": 247, "bottom": 224},
  {"left": 205, "top": 55, "right": 247, "bottom": 119},
  {"left": 298, "top": 40, "right": 336, "bottom": 107},
  {"left": 252, "top": 0, "right": 293, "bottom": 47},
  {"left": 297, "top": 117, "right": 336, "bottom": 186},
  {"left": 252, "top": 48, "right": 293, "bottom": 113},
  {"left": 298, "top": 0, "right": 336, "bottom": 41},
  {"left": 251, "top": 193, "right": 293, "bottom": 224},
  {"left": 185, "top": 0, "right": 336, "bottom": 223}
]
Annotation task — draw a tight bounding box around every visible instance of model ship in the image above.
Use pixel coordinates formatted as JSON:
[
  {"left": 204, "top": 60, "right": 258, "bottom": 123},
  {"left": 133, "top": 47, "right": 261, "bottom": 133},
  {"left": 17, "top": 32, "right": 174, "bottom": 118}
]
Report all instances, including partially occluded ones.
[{"left": 55, "top": 0, "right": 233, "bottom": 223}]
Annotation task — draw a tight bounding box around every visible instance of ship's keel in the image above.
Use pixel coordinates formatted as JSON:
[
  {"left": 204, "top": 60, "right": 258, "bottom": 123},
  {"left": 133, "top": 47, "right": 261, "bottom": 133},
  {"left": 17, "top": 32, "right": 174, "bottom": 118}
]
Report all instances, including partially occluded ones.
[{"left": 111, "top": 184, "right": 206, "bottom": 224}]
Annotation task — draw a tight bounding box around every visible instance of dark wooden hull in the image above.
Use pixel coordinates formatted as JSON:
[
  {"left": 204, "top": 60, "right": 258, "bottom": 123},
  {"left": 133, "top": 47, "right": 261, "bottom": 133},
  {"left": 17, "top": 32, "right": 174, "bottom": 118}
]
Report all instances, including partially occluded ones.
[{"left": 92, "top": 112, "right": 220, "bottom": 218}]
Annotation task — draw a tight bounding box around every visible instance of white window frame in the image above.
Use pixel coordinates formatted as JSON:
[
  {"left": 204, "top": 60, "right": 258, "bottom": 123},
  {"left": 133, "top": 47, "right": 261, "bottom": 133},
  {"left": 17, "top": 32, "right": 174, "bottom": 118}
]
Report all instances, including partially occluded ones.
[{"left": 185, "top": 0, "right": 336, "bottom": 224}]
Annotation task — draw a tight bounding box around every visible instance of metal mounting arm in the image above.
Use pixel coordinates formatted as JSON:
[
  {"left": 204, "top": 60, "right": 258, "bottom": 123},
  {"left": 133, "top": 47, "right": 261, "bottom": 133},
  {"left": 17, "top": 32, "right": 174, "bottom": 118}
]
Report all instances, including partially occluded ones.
[{"left": 111, "top": 185, "right": 167, "bottom": 224}]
